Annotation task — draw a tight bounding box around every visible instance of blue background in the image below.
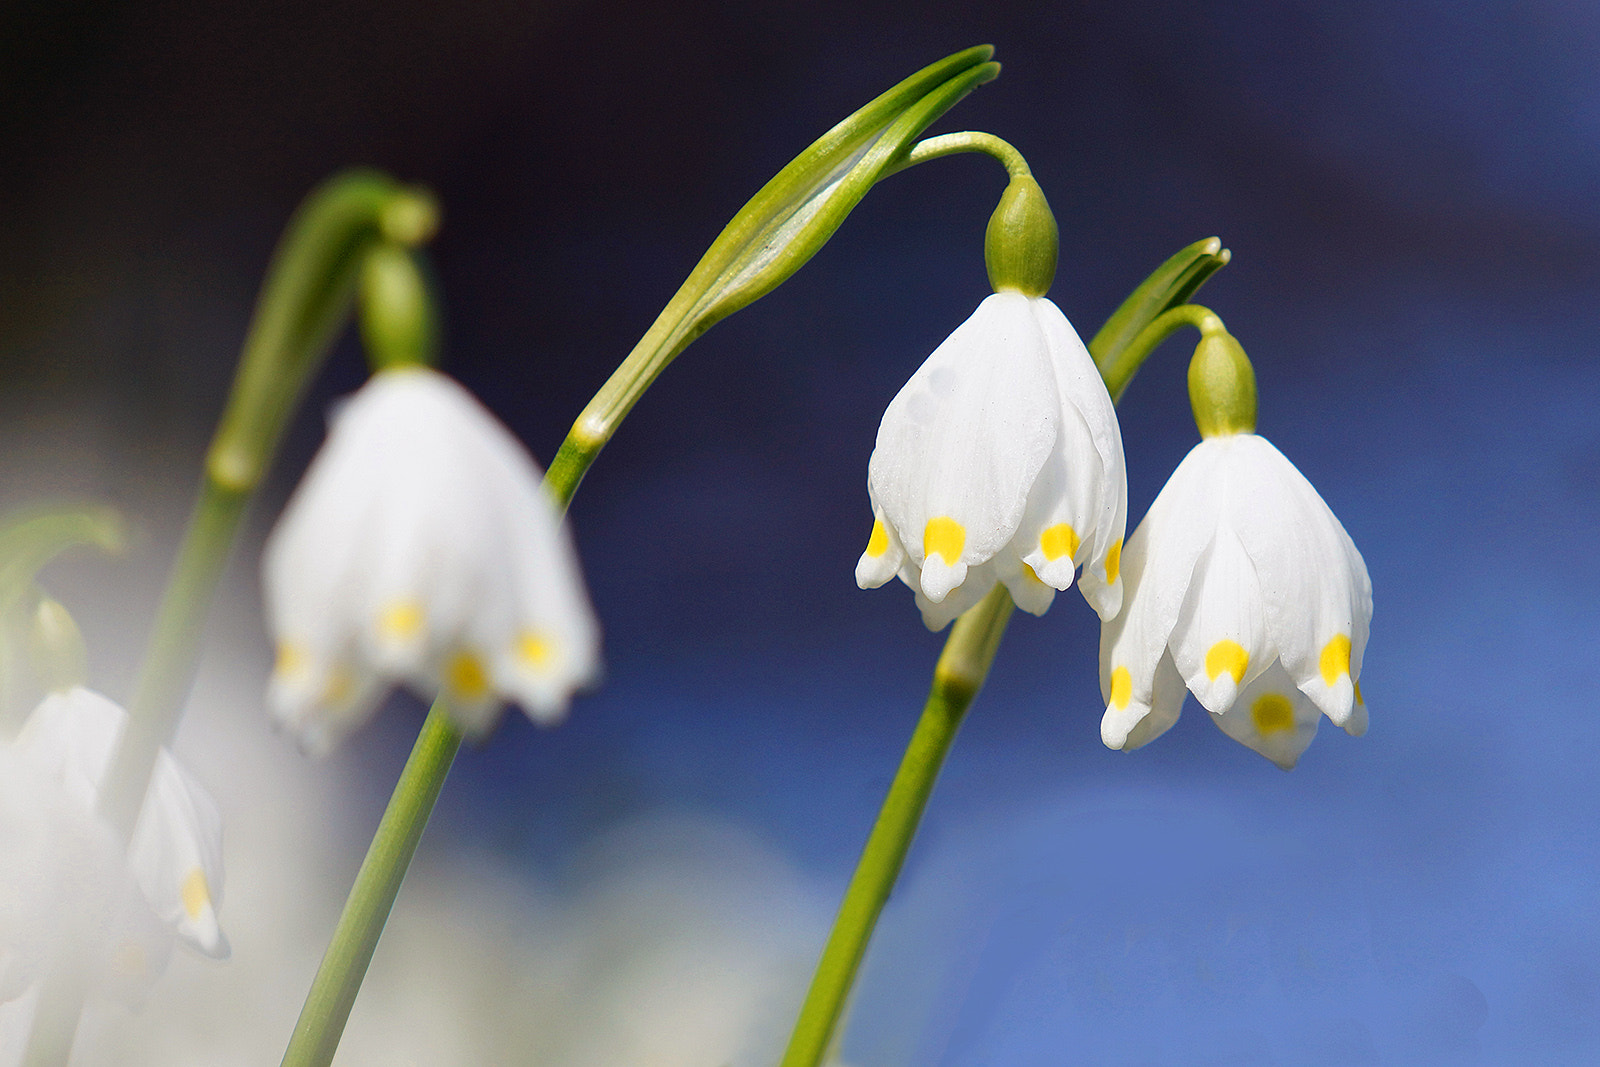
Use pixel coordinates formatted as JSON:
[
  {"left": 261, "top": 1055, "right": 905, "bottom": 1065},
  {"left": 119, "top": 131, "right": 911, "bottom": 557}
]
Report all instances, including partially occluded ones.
[{"left": 4, "top": 1, "right": 1600, "bottom": 1062}]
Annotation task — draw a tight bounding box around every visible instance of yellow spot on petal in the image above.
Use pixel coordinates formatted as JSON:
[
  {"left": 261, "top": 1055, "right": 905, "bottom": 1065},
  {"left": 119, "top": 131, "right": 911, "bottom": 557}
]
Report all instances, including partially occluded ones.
[
  {"left": 1354, "top": 680, "right": 1365, "bottom": 705},
  {"left": 1205, "top": 639, "right": 1249, "bottom": 684},
  {"left": 275, "top": 642, "right": 307, "bottom": 678},
  {"left": 1021, "top": 563, "right": 1047, "bottom": 586},
  {"left": 923, "top": 517, "right": 965, "bottom": 564},
  {"left": 1251, "top": 692, "right": 1295, "bottom": 735},
  {"left": 323, "top": 665, "right": 357, "bottom": 707},
  {"left": 447, "top": 650, "right": 491, "bottom": 701},
  {"left": 516, "top": 631, "right": 555, "bottom": 671},
  {"left": 1319, "top": 634, "right": 1352, "bottom": 686},
  {"left": 1105, "top": 539, "right": 1123, "bottom": 585},
  {"left": 1040, "top": 523, "right": 1080, "bottom": 562},
  {"left": 378, "top": 599, "right": 426, "bottom": 642},
  {"left": 865, "top": 519, "right": 889, "bottom": 558},
  {"left": 182, "top": 867, "right": 210, "bottom": 920},
  {"left": 1109, "top": 666, "right": 1132, "bottom": 709}
]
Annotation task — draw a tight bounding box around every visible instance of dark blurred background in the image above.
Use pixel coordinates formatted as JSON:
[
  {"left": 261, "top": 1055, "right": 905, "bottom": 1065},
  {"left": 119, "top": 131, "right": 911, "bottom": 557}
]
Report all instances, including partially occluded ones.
[{"left": 5, "top": 1, "right": 1600, "bottom": 1063}]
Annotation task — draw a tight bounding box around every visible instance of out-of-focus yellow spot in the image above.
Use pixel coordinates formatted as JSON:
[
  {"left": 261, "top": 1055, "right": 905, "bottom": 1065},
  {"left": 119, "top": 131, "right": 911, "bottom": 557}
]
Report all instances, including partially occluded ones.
[
  {"left": 378, "top": 599, "right": 426, "bottom": 642},
  {"left": 1319, "top": 634, "right": 1351, "bottom": 685},
  {"left": 1354, "top": 680, "right": 1365, "bottom": 705},
  {"left": 923, "top": 517, "right": 965, "bottom": 563},
  {"left": 182, "top": 867, "right": 210, "bottom": 920},
  {"left": 1251, "top": 692, "right": 1295, "bottom": 735},
  {"left": 275, "top": 642, "right": 307, "bottom": 678},
  {"left": 516, "top": 631, "right": 554, "bottom": 671},
  {"left": 323, "top": 666, "right": 357, "bottom": 706},
  {"left": 1040, "top": 523, "right": 1079, "bottom": 562},
  {"left": 1109, "top": 666, "right": 1132, "bottom": 709},
  {"left": 1205, "top": 639, "right": 1249, "bottom": 684},
  {"left": 1105, "top": 539, "right": 1123, "bottom": 584},
  {"left": 1021, "top": 563, "right": 1047, "bottom": 586},
  {"left": 865, "top": 519, "right": 889, "bottom": 558},
  {"left": 447, "top": 650, "right": 491, "bottom": 700}
]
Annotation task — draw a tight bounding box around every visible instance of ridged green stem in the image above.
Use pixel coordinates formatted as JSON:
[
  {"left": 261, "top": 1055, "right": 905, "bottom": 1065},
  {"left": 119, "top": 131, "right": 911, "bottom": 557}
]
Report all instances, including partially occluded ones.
[
  {"left": 280, "top": 700, "right": 461, "bottom": 1067},
  {"left": 778, "top": 584, "right": 1014, "bottom": 1067}
]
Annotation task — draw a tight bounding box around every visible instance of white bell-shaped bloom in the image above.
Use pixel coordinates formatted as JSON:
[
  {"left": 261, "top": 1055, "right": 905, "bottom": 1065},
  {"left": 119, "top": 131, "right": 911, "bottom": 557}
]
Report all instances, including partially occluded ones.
[
  {"left": 1099, "top": 432, "right": 1372, "bottom": 769},
  {"left": 856, "top": 292, "right": 1127, "bottom": 630},
  {"left": 263, "top": 367, "right": 601, "bottom": 753},
  {"left": 0, "top": 686, "right": 225, "bottom": 1012}
]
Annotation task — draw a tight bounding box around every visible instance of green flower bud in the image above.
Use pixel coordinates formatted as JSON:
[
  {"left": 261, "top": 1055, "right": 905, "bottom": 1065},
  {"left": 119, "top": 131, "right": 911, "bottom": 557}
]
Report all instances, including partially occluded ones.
[
  {"left": 984, "top": 174, "right": 1058, "bottom": 297},
  {"left": 1187, "top": 329, "right": 1258, "bottom": 437},
  {"left": 360, "top": 243, "right": 438, "bottom": 371},
  {"left": 29, "top": 596, "right": 87, "bottom": 693}
]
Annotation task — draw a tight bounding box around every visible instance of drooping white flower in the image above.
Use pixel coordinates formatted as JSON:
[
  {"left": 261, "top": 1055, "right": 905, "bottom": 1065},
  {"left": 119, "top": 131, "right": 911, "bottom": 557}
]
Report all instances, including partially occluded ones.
[
  {"left": 1099, "top": 432, "right": 1372, "bottom": 769},
  {"left": 263, "top": 367, "right": 601, "bottom": 753},
  {"left": 0, "top": 686, "right": 226, "bottom": 1011},
  {"left": 856, "top": 292, "right": 1127, "bottom": 630}
]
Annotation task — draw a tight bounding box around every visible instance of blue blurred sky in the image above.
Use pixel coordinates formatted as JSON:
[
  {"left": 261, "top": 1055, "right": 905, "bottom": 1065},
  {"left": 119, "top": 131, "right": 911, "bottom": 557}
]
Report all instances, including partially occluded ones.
[{"left": 4, "top": 1, "right": 1600, "bottom": 1062}]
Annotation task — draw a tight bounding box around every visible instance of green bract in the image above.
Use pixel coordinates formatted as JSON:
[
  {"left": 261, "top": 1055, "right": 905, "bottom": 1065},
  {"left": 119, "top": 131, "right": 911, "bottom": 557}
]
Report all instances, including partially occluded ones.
[{"left": 548, "top": 44, "right": 1001, "bottom": 504}]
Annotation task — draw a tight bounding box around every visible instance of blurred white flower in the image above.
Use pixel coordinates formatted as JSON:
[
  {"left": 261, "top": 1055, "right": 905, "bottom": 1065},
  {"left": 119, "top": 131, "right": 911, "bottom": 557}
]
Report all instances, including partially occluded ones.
[
  {"left": 1099, "top": 432, "right": 1372, "bottom": 769},
  {"left": 857, "top": 292, "right": 1127, "bottom": 630},
  {"left": 263, "top": 367, "right": 600, "bottom": 753},
  {"left": 0, "top": 686, "right": 226, "bottom": 1018}
]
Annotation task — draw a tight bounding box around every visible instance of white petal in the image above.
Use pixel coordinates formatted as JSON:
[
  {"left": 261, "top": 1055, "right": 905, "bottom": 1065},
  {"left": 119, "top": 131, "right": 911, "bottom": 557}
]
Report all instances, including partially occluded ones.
[
  {"left": 995, "top": 555, "right": 1056, "bottom": 617},
  {"left": 908, "top": 561, "right": 998, "bottom": 631},
  {"left": 1098, "top": 441, "right": 1223, "bottom": 715},
  {"left": 1030, "top": 297, "right": 1128, "bottom": 619},
  {"left": 1168, "top": 522, "right": 1272, "bottom": 716},
  {"left": 868, "top": 292, "right": 1060, "bottom": 575},
  {"left": 1227, "top": 435, "right": 1364, "bottom": 727},
  {"left": 854, "top": 507, "right": 905, "bottom": 590},
  {"left": 1103, "top": 648, "right": 1186, "bottom": 752},
  {"left": 130, "top": 749, "right": 229, "bottom": 959},
  {"left": 1209, "top": 660, "right": 1321, "bottom": 769}
]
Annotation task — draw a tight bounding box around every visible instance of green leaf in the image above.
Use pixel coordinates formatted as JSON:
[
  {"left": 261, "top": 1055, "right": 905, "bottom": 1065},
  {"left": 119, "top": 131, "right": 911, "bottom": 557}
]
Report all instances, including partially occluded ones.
[{"left": 1090, "top": 236, "right": 1231, "bottom": 400}]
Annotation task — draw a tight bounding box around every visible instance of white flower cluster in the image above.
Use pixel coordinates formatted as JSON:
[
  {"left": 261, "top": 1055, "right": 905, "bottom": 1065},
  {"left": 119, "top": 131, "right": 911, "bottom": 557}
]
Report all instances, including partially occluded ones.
[{"left": 860, "top": 297, "right": 1371, "bottom": 767}]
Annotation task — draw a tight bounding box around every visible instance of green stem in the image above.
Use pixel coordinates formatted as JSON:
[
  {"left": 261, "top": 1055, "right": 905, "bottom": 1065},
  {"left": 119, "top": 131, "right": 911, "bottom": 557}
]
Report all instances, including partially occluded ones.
[
  {"left": 779, "top": 584, "right": 1014, "bottom": 1067},
  {"left": 280, "top": 700, "right": 462, "bottom": 1067},
  {"left": 888, "top": 130, "right": 1032, "bottom": 178},
  {"left": 1098, "top": 302, "right": 1227, "bottom": 402},
  {"left": 96, "top": 481, "right": 248, "bottom": 839}
]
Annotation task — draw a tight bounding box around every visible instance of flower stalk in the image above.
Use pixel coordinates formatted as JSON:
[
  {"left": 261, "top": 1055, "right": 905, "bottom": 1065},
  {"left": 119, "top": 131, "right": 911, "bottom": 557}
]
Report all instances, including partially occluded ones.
[
  {"left": 280, "top": 699, "right": 461, "bottom": 1067},
  {"left": 778, "top": 582, "right": 1013, "bottom": 1067}
]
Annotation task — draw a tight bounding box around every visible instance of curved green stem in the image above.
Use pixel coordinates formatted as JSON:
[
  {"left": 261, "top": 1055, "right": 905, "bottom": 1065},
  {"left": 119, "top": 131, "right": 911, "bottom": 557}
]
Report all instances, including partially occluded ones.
[
  {"left": 280, "top": 700, "right": 462, "bottom": 1067},
  {"left": 779, "top": 583, "right": 1015, "bottom": 1067},
  {"left": 1099, "top": 302, "right": 1227, "bottom": 401},
  {"left": 889, "top": 130, "right": 1031, "bottom": 178}
]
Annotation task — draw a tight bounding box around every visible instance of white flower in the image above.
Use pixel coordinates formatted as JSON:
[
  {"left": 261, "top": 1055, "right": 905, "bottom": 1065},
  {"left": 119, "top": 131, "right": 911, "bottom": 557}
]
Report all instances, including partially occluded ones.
[
  {"left": 856, "top": 292, "right": 1127, "bottom": 630},
  {"left": 0, "top": 686, "right": 226, "bottom": 1009},
  {"left": 1099, "top": 433, "right": 1372, "bottom": 769},
  {"left": 263, "top": 367, "right": 601, "bottom": 753}
]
